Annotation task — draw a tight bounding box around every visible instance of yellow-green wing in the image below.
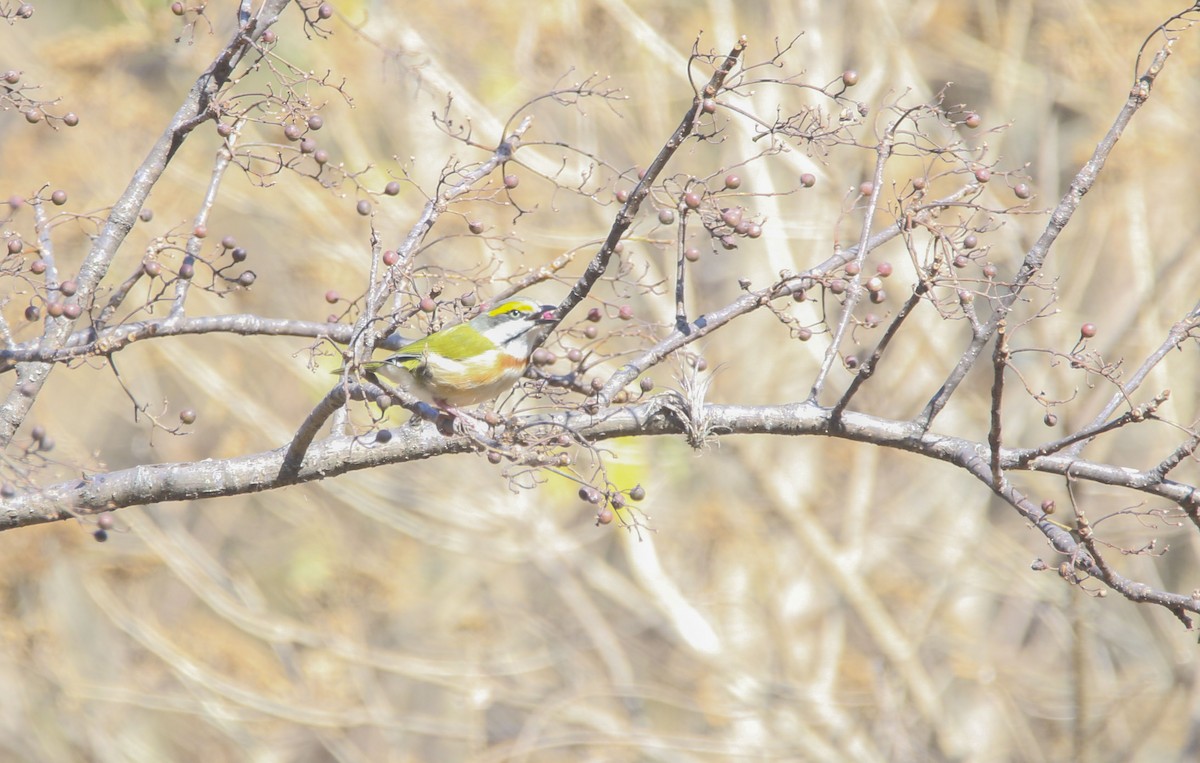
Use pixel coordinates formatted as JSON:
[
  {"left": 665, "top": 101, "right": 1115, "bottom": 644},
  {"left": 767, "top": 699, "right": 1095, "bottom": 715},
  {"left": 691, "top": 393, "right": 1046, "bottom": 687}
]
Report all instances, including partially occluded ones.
[{"left": 393, "top": 323, "right": 494, "bottom": 362}]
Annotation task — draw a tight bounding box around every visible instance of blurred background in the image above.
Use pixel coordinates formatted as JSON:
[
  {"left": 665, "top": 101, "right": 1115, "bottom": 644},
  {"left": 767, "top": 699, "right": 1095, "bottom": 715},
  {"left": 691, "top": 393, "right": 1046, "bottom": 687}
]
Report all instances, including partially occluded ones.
[{"left": 2, "top": 1, "right": 1200, "bottom": 760}]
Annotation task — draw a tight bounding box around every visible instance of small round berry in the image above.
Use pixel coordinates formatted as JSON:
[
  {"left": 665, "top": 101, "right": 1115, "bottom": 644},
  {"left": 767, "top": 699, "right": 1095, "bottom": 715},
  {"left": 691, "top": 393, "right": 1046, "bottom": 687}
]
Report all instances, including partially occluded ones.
[
  {"left": 139, "top": 208, "right": 154, "bottom": 222},
  {"left": 629, "top": 484, "right": 646, "bottom": 501},
  {"left": 178, "top": 261, "right": 194, "bottom": 279},
  {"left": 221, "top": 235, "right": 236, "bottom": 249},
  {"left": 384, "top": 181, "right": 400, "bottom": 196},
  {"left": 963, "top": 234, "right": 978, "bottom": 249},
  {"left": 313, "top": 149, "right": 329, "bottom": 165},
  {"left": 1041, "top": 499, "right": 1056, "bottom": 514},
  {"left": 324, "top": 290, "right": 339, "bottom": 304},
  {"left": 911, "top": 176, "right": 927, "bottom": 191},
  {"left": 734, "top": 220, "right": 751, "bottom": 235},
  {"left": 63, "top": 112, "right": 79, "bottom": 127},
  {"left": 356, "top": 199, "right": 371, "bottom": 216},
  {"left": 299, "top": 137, "right": 317, "bottom": 154},
  {"left": 615, "top": 189, "right": 628, "bottom": 203},
  {"left": 260, "top": 29, "right": 276, "bottom": 43},
  {"left": 841, "top": 69, "right": 859, "bottom": 87},
  {"left": 468, "top": 220, "right": 484, "bottom": 234},
  {"left": 617, "top": 305, "right": 634, "bottom": 320},
  {"left": 24, "top": 109, "right": 43, "bottom": 124},
  {"left": 721, "top": 207, "right": 743, "bottom": 227},
  {"left": 375, "top": 428, "right": 392, "bottom": 443},
  {"left": 982, "top": 263, "right": 997, "bottom": 279},
  {"left": 1043, "top": 412, "right": 1057, "bottom": 427},
  {"left": 724, "top": 173, "right": 741, "bottom": 190},
  {"left": 957, "top": 289, "right": 974, "bottom": 303},
  {"left": 236, "top": 271, "right": 256, "bottom": 286},
  {"left": 283, "top": 124, "right": 302, "bottom": 141},
  {"left": 964, "top": 112, "right": 982, "bottom": 128},
  {"left": 171, "top": 2, "right": 184, "bottom": 15},
  {"left": 51, "top": 190, "right": 67, "bottom": 206},
  {"left": 845, "top": 355, "right": 859, "bottom": 369},
  {"left": 639, "top": 377, "right": 654, "bottom": 392},
  {"left": 869, "top": 289, "right": 886, "bottom": 304},
  {"left": 746, "top": 223, "right": 762, "bottom": 238},
  {"left": 142, "top": 260, "right": 161, "bottom": 277},
  {"left": 586, "top": 307, "right": 602, "bottom": 322},
  {"left": 974, "top": 167, "right": 991, "bottom": 184},
  {"left": 216, "top": 123, "right": 233, "bottom": 138},
  {"left": 579, "top": 486, "right": 601, "bottom": 504},
  {"left": 382, "top": 250, "right": 399, "bottom": 266},
  {"left": 59, "top": 279, "right": 78, "bottom": 297},
  {"left": 701, "top": 98, "right": 717, "bottom": 114},
  {"left": 791, "top": 288, "right": 806, "bottom": 303},
  {"left": 418, "top": 297, "right": 435, "bottom": 313},
  {"left": 683, "top": 191, "right": 702, "bottom": 209},
  {"left": 38, "top": 435, "right": 54, "bottom": 452},
  {"left": 829, "top": 278, "right": 847, "bottom": 294},
  {"left": 596, "top": 508, "right": 614, "bottom": 525},
  {"left": 193, "top": 224, "right": 207, "bottom": 238},
  {"left": 46, "top": 302, "right": 63, "bottom": 318},
  {"left": 531, "top": 348, "right": 554, "bottom": 366},
  {"left": 684, "top": 247, "right": 701, "bottom": 262},
  {"left": 876, "top": 261, "right": 893, "bottom": 277},
  {"left": 800, "top": 173, "right": 816, "bottom": 188},
  {"left": 30, "top": 259, "right": 46, "bottom": 274},
  {"left": 1013, "top": 183, "right": 1031, "bottom": 199},
  {"left": 93, "top": 529, "right": 108, "bottom": 543},
  {"left": 179, "top": 408, "right": 197, "bottom": 425},
  {"left": 583, "top": 325, "right": 597, "bottom": 339},
  {"left": 24, "top": 304, "right": 39, "bottom": 321},
  {"left": 459, "top": 292, "right": 477, "bottom": 307},
  {"left": 231, "top": 247, "right": 247, "bottom": 262},
  {"left": 658, "top": 208, "right": 675, "bottom": 225},
  {"left": 307, "top": 114, "right": 325, "bottom": 130},
  {"left": 0, "top": 483, "right": 13, "bottom": 497},
  {"left": 62, "top": 303, "right": 81, "bottom": 319},
  {"left": 97, "top": 512, "right": 115, "bottom": 530},
  {"left": 953, "top": 254, "right": 969, "bottom": 269},
  {"left": 7, "top": 238, "right": 21, "bottom": 254},
  {"left": 7, "top": 195, "right": 23, "bottom": 210},
  {"left": 503, "top": 174, "right": 519, "bottom": 189},
  {"left": 844, "top": 262, "right": 860, "bottom": 276},
  {"left": 589, "top": 377, "right": 604, "bottom": 392},
  {"left": 1080, "top": 322, "right": 1097, "bottom": 338},
  {"left": 695, "top": 357, "right": 708, "bottom": 371},
  {"left": 858, "top": 181, "right": 874, "bottom": 197},
  {"left": 317, "top": 2, "right": 333, "bottom": 19},
  {"left": 567, "top": 348, "right": 583, "bottom": 363},
  {"left": 865, "top": 276, "right": 883, "bottom": 293},
  {"left": 2, "top": 71, "right": 18, "bottom": 84}
]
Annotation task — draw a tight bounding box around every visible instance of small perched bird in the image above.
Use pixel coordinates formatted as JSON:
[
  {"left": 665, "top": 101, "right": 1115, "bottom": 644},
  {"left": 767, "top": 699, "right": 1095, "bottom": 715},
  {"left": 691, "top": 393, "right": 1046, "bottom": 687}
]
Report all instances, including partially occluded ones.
[{"left": 359, "top": 298, "right": 558, "bottom": 411}]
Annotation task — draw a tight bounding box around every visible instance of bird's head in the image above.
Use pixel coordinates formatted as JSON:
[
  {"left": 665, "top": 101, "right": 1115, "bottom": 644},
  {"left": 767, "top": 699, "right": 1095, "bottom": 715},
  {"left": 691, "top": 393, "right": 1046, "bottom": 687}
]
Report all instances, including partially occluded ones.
[{"left": 468, "top": 298, "right": 558, "bottom": 355}]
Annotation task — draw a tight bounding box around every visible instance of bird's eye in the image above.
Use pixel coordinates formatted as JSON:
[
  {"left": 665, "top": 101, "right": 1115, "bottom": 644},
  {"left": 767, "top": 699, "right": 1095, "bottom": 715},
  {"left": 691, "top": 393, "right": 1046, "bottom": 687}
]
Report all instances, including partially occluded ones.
[{"left": 508, "top": 308, "right": 523, "bottom": 318}]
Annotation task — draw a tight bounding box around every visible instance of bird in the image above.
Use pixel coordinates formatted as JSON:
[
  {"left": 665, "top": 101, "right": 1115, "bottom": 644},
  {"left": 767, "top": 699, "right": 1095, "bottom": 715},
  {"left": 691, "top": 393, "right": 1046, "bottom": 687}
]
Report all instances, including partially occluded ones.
[{"left": 358, "top": 298, "right": 558, "bottom": 412}]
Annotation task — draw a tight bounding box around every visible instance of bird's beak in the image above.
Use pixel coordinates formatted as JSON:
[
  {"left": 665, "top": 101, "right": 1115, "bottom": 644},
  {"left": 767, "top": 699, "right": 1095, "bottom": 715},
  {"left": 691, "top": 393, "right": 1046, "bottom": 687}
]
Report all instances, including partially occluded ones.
[{"left": 536, "top": 305, "right": 559, "bottom": 323}]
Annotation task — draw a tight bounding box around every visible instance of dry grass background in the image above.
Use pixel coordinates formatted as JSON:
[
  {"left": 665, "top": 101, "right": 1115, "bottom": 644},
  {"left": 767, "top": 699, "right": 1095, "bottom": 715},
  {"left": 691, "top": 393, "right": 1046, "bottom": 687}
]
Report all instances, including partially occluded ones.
[{"left": 2, "top": 1, "right": 1200, "bottom": 760}]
